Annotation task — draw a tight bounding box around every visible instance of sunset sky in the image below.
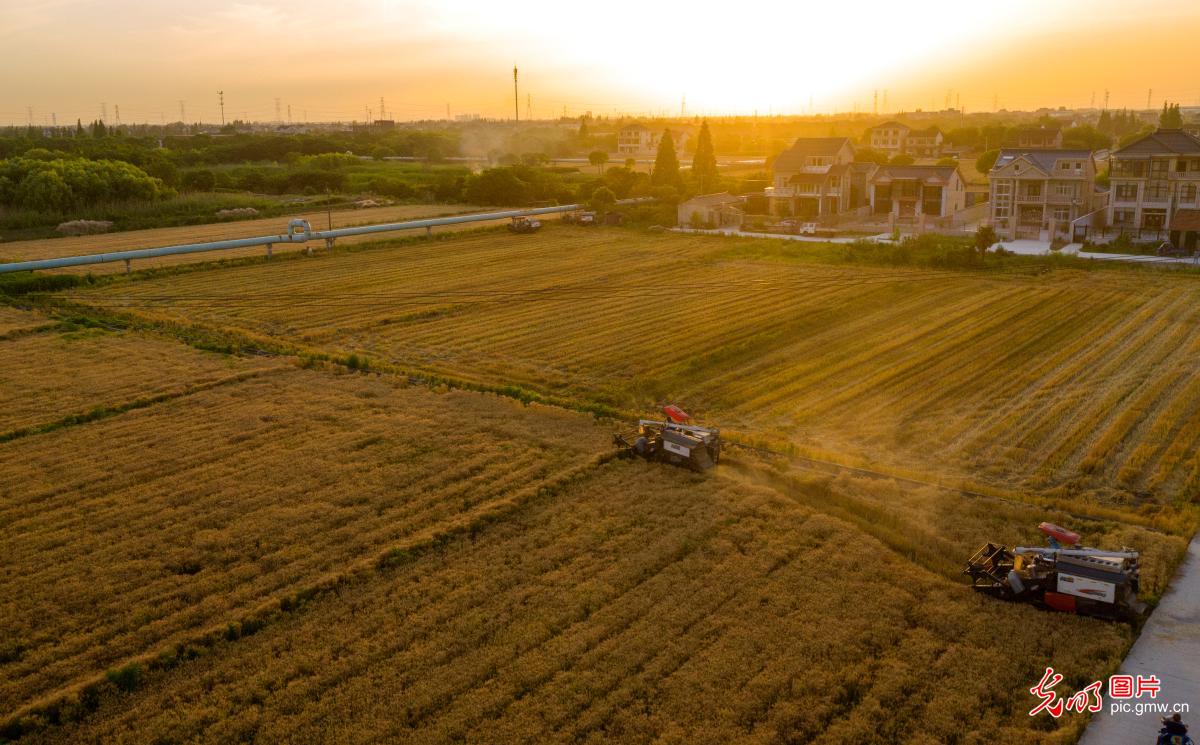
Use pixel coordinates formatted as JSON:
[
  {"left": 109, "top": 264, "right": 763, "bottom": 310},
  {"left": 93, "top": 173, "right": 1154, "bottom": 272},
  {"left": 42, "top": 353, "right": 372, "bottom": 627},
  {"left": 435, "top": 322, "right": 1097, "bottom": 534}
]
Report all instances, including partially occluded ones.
[{"left": 3, "top": 0, "right": 1199, "bottom": 125}]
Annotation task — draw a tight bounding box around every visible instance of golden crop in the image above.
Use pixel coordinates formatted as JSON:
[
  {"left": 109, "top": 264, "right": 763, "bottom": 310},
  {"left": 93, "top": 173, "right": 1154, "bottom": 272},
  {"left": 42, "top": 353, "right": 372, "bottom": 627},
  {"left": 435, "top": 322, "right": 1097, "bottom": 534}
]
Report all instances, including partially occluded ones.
[
  {"left": 21, "top": 462, "right": 1139, "bottom": 745},
  {"left": 5, "top": 226, "right": 1198, "bottom": 742},
  {"left": 71, "top": 227, "right": 1200, "bottom": 510}
]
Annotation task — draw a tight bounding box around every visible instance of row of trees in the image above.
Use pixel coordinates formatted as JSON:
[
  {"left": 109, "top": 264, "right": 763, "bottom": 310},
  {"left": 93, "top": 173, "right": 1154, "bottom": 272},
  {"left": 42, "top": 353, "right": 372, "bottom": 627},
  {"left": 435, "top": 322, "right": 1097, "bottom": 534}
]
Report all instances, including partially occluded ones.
[{"left": 0, "top": 155, "right": 172, "bottom": 212}]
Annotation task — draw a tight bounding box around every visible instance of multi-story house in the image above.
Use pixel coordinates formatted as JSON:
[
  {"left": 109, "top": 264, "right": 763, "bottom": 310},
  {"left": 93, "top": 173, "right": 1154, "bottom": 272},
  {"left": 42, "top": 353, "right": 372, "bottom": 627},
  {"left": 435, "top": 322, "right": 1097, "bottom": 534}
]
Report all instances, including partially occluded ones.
[
  {"left": 988, "top": 149, "right": 1098, "bottom": 241},
  {"left": 768, "top": 137, "right": 856, "bottom": 217},
  {"left": 1009, "top": 125, "right": 1064, "bottom": 149},
  {"left": 616, "top": 123, "right": 689, "bottom": 156},
  {"left": 868, "top": 121, "right": 909, "bottom": 156},
  {"left": 868, "top": 165, "right": 966, "bottom": 219},
  {"left": 1107, "top": 129, "right": 1200, "bottom": 247},
  {"left": 866, "top": 122, "right": 942, "bottom": 158},
  {"left": 904, "top": 127, "right": 944, "bottom": 158}
]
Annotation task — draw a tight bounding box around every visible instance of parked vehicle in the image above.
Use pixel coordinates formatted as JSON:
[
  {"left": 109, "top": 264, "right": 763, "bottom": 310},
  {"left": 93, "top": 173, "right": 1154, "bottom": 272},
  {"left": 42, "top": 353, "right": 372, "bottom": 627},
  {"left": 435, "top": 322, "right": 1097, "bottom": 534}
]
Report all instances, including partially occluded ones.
[{"left": 1157, "top": 241, "right": 1190, "bottom": 257}]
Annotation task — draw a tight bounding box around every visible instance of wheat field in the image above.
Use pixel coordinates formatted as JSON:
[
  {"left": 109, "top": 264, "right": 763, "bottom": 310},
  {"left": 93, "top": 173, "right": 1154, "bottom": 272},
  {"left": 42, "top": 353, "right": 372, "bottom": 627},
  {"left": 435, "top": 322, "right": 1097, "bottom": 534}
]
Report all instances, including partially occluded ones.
[
  {"left": 67, "top": 227, "right": 1200, "bottom": 509},
  {"left": 4, "top": 227, "right": 1198, "bottom": 743}
]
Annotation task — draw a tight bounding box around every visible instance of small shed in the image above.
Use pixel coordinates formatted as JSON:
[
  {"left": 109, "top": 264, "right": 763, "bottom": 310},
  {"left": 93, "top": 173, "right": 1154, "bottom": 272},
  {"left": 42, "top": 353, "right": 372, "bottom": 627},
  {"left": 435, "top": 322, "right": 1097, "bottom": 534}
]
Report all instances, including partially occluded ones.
[{"left": 677, "top": 193, "right": 744, "bottom": 228}]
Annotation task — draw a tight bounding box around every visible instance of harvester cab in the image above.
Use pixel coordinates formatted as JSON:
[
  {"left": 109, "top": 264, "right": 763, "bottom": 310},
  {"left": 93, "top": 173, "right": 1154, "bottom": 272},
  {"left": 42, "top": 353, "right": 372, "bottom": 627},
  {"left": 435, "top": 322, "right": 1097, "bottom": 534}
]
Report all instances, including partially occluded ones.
[
  {"left": 613, "top": 405, "right": 721, "bottom": 471},
  {"left": 964, "top": 522, "right": 1143, "bottom": 620},
  {"left": 508, "top": 216, "right": 542, "bottom": 233}
]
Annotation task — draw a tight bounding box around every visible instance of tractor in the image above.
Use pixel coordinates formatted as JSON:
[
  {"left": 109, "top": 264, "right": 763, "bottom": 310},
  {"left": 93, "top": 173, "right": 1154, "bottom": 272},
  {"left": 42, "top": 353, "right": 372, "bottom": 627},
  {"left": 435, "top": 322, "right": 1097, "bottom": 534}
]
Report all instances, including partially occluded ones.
[
  {"left": 508, "top": 216, "right": 542, "bottom": 234},
  {"left": 613, "top": 405, "right": 721, "bottom": 471},
  {"left": 964, "top": 522, "right": 1143, "bottom": 620}
]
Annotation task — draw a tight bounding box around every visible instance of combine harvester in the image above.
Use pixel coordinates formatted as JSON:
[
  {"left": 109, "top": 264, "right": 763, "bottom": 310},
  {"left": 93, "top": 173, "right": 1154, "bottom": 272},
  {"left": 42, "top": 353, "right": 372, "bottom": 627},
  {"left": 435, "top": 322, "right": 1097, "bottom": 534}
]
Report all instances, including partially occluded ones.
[
  {"left": 965, "top": 522, "right": 1144, "bottom": 620},
  {"left": 614, "top": 405, "right": 721, "bottom": 471}
]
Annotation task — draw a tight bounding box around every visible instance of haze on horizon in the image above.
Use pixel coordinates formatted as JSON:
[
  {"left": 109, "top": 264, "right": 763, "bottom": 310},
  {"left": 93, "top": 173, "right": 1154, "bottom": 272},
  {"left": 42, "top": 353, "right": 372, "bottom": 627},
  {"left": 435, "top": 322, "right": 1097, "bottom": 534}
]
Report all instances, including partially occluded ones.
[{"left": 4, "top": 0, "right": 1200, "bottom": 126}]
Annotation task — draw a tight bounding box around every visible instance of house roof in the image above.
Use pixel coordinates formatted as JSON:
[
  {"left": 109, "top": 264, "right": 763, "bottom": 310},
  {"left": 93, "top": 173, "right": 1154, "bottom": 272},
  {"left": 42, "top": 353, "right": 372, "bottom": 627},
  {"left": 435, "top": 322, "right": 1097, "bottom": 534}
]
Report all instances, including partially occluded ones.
[
  {"left": 1014, "top": 124, "right": 1062, "bottom": 135},
  {"left": 681, "top": 192, "right": 742, "bottom": 207},
  {"left": 1171, "top": 208, "right": 1200, "bottom": 231},
  {"left": 620, "top": 123, "right": 649, "bottom": 132},
  {"left": 908, "top": 126, "right": 941, "bottom": 138},
  {"left": 870, "top": 121, "right": 910, "bottom": 131},
  {"left": 774, "top": 137, "right": 853, "bottom": 171},
  {"left": 1114, "top": 129, "right": 1200, "bottom": 157},
  {"left": 873, "top": 165, "right": 958, "bottom": 183},
  {"left": 992, "top": 149, "right": 1093, "bottom": 174}
]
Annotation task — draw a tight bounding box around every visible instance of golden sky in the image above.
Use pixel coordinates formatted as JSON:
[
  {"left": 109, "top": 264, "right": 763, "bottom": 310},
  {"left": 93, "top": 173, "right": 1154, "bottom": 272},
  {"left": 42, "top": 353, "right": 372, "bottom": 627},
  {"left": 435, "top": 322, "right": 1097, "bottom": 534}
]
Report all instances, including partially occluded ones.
[{"left": 3, "top": 0, "right": 1199, "bottom": 125}]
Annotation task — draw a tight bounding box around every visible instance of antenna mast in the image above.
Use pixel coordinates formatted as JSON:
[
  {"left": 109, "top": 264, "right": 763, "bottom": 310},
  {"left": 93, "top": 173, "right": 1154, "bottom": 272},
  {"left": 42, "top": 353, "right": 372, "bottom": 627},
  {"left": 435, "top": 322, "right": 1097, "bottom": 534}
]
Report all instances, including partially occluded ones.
[{"left": 513, "top": 65, "right": 519, "bottom": 123}]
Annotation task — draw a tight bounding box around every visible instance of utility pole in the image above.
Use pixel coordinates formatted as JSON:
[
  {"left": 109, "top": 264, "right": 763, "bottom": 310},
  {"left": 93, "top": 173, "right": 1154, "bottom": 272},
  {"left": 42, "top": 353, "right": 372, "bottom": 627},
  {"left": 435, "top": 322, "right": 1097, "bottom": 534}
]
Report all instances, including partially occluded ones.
[
  {"left": 100, "top": 102, "right": 107, "bottom": 123},
  {"left": 379, "top": 97, "right": 386, "bottom": 120},
  {"left": 1147, "top": 89, "right": 1152, "bottom": 110},
  {"left": 526, "top": 93, "right": 531, "bottom": 121},
  {"left": 179, "top": 100, "right": 186, "bottom": 123},
  {"left": 114, "top": 105, "right": 120, "bottom": 125},
  {"left": 1091, "top": 91, "right": 1096, "bottom": 108},
  {"left": 275, "top": 97, "right": 282, "bottom": 123},
  {"left": 287, "top": 104, "right": 291, "bottom": 123},
  {"left": 513, "top": 65, "right": 519, "bottom": 123},
  {"left": 218, "top": 91, "right": 225, "bottom": 125},
  {"left": 1104, "top": 89, "right": 1109, "bottom": 110},
  {"left": 446, "top": 103, "right": 451, "bottom": 120},
  {"left": 873, "top": 90, "right": 878, "bottom": 115}
]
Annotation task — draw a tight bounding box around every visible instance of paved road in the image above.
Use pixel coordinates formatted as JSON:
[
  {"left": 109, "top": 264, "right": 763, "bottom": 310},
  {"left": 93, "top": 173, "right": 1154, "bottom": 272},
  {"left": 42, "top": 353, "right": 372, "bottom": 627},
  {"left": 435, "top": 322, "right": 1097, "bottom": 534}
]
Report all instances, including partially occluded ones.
[
  {"left": 1079, "top": 534, "right": 1200, "bottom": 745},
  {"left": 671, "top": 227, "right": 889, "bottom": 244},
  {"left": 995, "top": 240, "right": 1200, "bottom": 266}
]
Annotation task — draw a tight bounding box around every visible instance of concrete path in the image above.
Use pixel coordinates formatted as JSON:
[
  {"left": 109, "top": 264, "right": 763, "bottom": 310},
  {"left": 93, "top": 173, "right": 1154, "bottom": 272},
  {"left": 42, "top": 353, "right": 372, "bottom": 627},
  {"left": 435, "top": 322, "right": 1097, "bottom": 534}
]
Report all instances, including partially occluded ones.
[
  {"left": 994, "top": 240, "right": 1200, "bottom": 266},
  {"left": 1079, "top": 534, "right": 1200, "bottom": 744},
  {"left": 670, "top": 227, "right": 890, "bottom": 244}
]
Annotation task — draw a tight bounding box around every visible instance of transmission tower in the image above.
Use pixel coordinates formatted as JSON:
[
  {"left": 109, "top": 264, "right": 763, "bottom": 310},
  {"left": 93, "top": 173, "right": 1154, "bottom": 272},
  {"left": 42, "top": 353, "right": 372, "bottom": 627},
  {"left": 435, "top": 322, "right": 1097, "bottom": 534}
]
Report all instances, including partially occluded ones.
[
  {"left": 218, "top": 91, "right": 225, "bottom": 125},
  {"left": 513, "top": 65, "right": 519, "bottom": 123}
]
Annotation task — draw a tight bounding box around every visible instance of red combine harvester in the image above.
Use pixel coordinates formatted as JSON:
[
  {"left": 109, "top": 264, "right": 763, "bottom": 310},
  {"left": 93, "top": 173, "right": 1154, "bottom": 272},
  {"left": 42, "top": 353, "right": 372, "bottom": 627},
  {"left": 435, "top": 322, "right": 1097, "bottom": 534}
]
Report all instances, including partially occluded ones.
[
  {"left": 613, "top": 405, "right": 721, "bottom": 471},
  {"left": 964, "top": 522, "right": 1144, "bottom": 620}
]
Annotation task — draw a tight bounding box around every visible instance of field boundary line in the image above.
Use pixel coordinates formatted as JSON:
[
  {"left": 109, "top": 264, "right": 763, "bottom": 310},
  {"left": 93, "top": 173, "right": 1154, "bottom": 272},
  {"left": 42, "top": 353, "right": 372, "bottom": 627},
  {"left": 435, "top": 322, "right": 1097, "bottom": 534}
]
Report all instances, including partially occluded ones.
[
  {"left": 0, "top": 321, "right": 63, "bottom": 343},
  {"left": 0, "top": 366, "right": 284, "bottom": 445},
  {"left": 0, "top": 450, "right": 622, "bottom": 741}
]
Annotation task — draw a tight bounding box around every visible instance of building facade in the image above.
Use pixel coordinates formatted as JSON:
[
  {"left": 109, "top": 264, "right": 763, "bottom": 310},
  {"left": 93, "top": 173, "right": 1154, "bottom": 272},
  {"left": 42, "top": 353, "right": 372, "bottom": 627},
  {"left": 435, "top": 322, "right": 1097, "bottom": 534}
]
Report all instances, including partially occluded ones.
[
  {"left": 904, "top": 126, "right": 944, "bottom": 158},
  {"left": 988, "top": 149, "right": 1098, "bottom": 241},
  {"left": 768, "top": 137, "right": 856, "bottom": 217},
  {"left": 1106, "top": 129, "right": 1200, "bottom": 243},
  {"left": 677, "top": 193, "right": 744, "bottom": 228},
  {"left": 869, "top": 165, "right": 966, "bottom": 218},
  {"left": 868, "top": 122, "right": 909, "bottom": 156},
  {"left": 616, "top": 124, "right": 689, "bottom": 156}
]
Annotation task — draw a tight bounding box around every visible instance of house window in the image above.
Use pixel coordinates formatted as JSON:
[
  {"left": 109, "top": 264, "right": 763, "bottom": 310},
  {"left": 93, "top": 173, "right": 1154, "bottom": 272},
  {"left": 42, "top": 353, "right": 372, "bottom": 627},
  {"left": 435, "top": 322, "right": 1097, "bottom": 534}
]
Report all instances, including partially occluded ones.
[
  {"left": 1054, "top": 183, "right": 1075, "bottom": 197},
  {"left": 1113, "top": 209, "right": 1134, "bottom": 225},
  {"left": 994, "top": 182, "right": 1012, "bottom": 196},
  {"left": 1053, "top": 207, "right": 1071, "bottom": 222},
  {"left": 1146, "top": 181, "right": 1169, "bottom": 201},
  {"left": 1115, "top": 183, "right": 1138, "bottom": 201},
  {"left": 1024, "top": 183, "right": 1042, "bottom": 198},
  {"left": 994, "top": 206, "right": 1010, "bottom": 218},
  {"left": 1151, "top": 160, "right": 1169, "bottom": 178},
  {"left": 1112, "top": 160, "right": 1147, "bottom": 177},
  {"left": 1181, "top": 184, "right": 1197, "bottom": 203}
]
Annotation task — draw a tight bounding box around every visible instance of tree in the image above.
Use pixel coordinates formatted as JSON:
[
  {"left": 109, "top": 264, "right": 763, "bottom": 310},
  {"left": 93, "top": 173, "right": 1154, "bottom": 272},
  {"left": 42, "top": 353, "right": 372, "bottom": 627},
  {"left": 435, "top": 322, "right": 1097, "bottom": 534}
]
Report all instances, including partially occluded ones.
[
  {"left": 90, "top": 119, "right": 107, "bottom": 138},
  {"left": 974, "top": 225, "right": 998, "bottom": 256},
  {"left": 691, "top": 120, "right": 718, "bottom": 191},
  {"left": 889, "top": 154, "right": 915, "bottom": 166},
  {"left": 1097, "top": 109, "right": 1112, "bottom": 134},
  {"left": 650, "top": 130, "right": 682, "bottom": 189},
  {"left": 1161, "top": 102, "right": 1184, "bottom": 129},
  {"left": 181, "top": 168, "right": 216, "bottom": 192},
  {"left": 588, "top": 150, "right": 608, "bottom": 174},
  {"left": 624, "top": 158, "right": 636, "bottom": 169},
  {"left": 975, "top": 149, "right": 1000, "bottom": 175},
  {"left": 588, "top": 186, "right": 616, "bottom": 213}
]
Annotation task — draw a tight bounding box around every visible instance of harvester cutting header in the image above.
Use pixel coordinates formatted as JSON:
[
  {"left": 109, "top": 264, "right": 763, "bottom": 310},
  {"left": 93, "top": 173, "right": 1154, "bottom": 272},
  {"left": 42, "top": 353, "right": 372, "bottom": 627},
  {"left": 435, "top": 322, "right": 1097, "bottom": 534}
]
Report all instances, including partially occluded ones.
[
  {"left": 614, "top": 405, "right": 721, "bottom": 471},
  {"left": 964, "top": 522, "right": 1143, "bottom": 620}
]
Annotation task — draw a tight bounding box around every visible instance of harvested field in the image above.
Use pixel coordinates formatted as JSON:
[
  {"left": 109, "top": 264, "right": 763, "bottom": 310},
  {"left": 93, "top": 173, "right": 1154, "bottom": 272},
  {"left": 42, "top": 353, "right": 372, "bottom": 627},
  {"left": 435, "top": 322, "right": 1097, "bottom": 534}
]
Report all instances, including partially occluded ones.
[
  {"left": 0, "top": 306, "right": 53, "bottom": 338},
  {"left": 0, "top": 203, "right": 500, "bottom": 275},
  {"left": 21, "top": 460, "right": 1145, "bottom": 745},
  {"left": 0, "top": 326, "right": 284, "bottom": 435},
  {"left": 67, "top": 227, "right": 1200, "bottom": 510},
  {"left": 6, "top": 225, "right": 1199, "bottom": 743},
  {"left": 0, "top": 366, "right": 607, "bottom": 710}
]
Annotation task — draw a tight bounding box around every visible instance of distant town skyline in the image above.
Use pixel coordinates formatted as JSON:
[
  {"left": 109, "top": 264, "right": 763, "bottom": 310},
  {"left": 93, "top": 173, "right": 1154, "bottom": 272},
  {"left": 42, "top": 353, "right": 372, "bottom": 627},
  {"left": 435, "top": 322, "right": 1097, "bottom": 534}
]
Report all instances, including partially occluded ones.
[{"left": 4, "top": 0, "right": 1200, "bottom": 126}]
